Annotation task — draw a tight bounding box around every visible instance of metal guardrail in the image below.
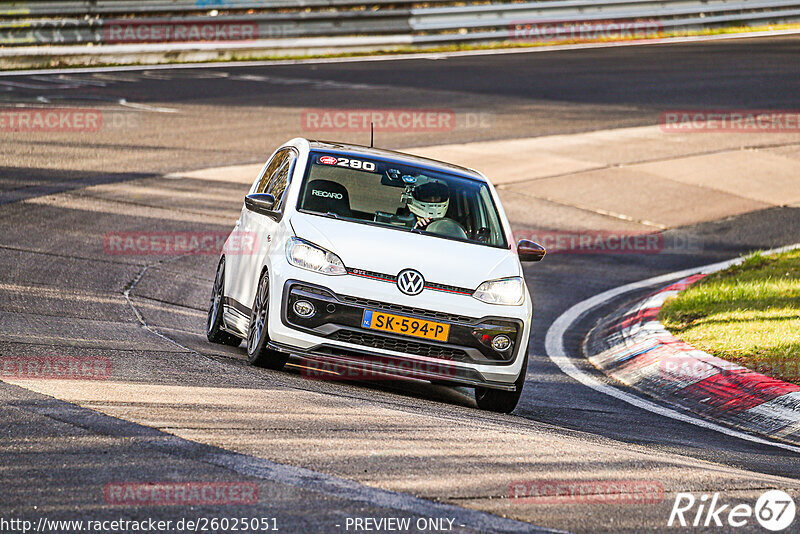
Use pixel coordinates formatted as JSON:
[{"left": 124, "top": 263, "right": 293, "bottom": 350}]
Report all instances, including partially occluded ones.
[
  {"left": 0, "top": 0, "right": 455, "bottom": 16},
  {"left": 0, "top": 11, "right": 413, "bottom": 46},
  {"left": 412, "top": 0, "right": 800, "bottom": 30},
  {"left": 0, "top": 0, "right": 799, "bottom": 63}
]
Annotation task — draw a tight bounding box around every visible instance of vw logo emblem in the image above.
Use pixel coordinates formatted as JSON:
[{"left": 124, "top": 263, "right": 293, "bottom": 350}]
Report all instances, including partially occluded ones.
[{"left": 397, "top": 269, "right": 425, "bottom": 296}]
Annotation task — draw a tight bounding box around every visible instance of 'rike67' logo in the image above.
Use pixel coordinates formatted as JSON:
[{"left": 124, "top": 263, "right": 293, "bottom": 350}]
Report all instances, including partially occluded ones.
[{"left": 669, "top": 490, "right": 795, "bottom": 530}]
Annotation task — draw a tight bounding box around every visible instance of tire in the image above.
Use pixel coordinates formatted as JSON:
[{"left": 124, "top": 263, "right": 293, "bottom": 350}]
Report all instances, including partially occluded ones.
[
  {"left": 474, "top": 351, "right": 528, "bottom": 414},
  {"left": 246, "top": 269, "right": 289, "bottom": 370},
  {"left": 206, "top": 257, "right": 242, "bottom": 347}
]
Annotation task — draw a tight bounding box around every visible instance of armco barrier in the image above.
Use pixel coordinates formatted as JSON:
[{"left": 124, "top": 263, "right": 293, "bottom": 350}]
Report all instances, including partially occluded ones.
[
  {"left": 584, "top": 275, "right": 800, "bottom": 447},
  {"left": 0, "top": 0, "right": 453, "bottom": 17},
  {"left": 1, "top": 0, "right": 800, "bottom": 66}
]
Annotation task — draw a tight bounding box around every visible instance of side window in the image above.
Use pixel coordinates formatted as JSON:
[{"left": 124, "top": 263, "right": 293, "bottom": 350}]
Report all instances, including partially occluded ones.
[
  {"left": 254, "top": 149, "right": 291, "bottom": 194},
  {"left": 266, "top": 153, "right": 296, "bottom": 210}
]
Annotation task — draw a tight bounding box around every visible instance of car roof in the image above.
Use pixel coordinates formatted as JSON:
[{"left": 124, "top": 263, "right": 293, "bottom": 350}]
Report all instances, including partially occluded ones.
[{"left": 305, "top": 139, "right": 487, "bottom": 182}]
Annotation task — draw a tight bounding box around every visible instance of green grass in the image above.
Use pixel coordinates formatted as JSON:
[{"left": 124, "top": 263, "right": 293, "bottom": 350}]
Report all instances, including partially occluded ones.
[{"left": 659, "top": 249, "right": 800, "bottom": 384}]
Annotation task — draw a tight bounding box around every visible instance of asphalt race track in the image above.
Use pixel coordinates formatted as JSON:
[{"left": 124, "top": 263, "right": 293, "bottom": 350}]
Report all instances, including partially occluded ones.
[{"left": 1, "top": 35, "right": 800, "bottom": 533}]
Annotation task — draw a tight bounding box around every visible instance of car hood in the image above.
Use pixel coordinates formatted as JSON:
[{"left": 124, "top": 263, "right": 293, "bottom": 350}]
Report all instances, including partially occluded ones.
[{"left": 289, "top": 213, "right": 520, "bottom": 289}]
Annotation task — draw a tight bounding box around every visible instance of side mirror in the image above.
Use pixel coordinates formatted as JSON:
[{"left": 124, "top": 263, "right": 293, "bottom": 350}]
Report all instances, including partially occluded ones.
[
  {"left": 517, "top": 240, "right": 546, "bottom": 262},
  {"left": 245, "top": 193, "right": 276, "bottom": 216}
]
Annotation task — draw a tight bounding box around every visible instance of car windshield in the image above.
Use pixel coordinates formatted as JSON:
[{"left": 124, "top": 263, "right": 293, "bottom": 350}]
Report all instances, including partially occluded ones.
[{"left": 296, "top": 152, "right": 509, "bottom": 249}]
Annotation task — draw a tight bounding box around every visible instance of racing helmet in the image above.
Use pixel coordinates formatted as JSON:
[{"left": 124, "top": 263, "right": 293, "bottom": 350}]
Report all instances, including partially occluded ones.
[{"left": 408, "top": 181, "right": 450, "bottom": 219}]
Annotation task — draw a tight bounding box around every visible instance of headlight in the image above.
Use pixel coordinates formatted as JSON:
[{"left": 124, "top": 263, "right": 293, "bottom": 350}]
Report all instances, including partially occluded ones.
[
  {"left": 472, "top": 277, "right": 525, "bottom": 305},
  {"left": 286, "top": 238, "right": 346, "bottom": 275}
]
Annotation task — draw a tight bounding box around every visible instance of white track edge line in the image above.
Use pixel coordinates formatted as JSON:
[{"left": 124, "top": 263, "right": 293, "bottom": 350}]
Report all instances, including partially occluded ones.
[{"left": 544, "top": 243, "right": 800, "bottom": 455}]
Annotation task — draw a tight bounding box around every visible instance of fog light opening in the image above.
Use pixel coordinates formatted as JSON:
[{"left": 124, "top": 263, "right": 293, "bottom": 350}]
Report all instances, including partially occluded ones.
[
  {"left": 293, "top": 300, "right": 316, "bottom": 318},
  {"left": 491, "top": 334, "right": 512, "bottom": 352}
]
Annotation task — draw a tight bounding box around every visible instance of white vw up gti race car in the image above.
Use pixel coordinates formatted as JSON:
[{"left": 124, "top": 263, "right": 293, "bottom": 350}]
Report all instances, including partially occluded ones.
[{"left": 207, "top": 138, "right": 545, "bottom": 413}]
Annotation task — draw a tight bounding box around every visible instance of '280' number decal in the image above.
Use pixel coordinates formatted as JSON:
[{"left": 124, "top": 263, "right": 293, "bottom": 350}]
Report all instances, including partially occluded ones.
[{"left": 318, "top": 155, "right": 376, "bottom": 172}]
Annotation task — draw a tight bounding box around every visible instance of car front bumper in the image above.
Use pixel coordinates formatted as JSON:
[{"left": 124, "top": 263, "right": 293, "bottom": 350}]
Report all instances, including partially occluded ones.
[{"left": 267, "top": 278, "right": 532, "bottom": 390}]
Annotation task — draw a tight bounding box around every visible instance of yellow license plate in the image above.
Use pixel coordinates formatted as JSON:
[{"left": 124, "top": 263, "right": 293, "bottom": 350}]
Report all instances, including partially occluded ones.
[{"left": 361, "top": 310, "right": 450, "bottom": 342}]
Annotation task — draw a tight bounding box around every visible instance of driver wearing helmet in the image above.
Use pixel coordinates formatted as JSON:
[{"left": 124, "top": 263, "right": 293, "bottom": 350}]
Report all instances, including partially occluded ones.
[{"left": 408, "top": 180, "right": 450, "bottom": 229}]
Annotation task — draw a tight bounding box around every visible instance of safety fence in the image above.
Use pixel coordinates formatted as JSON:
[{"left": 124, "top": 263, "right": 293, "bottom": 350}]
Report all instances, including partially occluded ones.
[{"left": 1, "top": 0, "right": 799, "bottom": 65}]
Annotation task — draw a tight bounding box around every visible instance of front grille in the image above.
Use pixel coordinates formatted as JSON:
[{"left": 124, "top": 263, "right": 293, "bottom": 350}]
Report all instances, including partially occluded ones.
[
  {"left": 292, "top": 283, "right": 475, "bottom": 324},
  {"left": 330, "top": 330, "right": 468, "bottom": 361},
  {"left": 337, "top": 294, "right": 475, "bottom": 324},
  {"left": 347, "top": 267, "right": 473, "bottom": 296}
]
